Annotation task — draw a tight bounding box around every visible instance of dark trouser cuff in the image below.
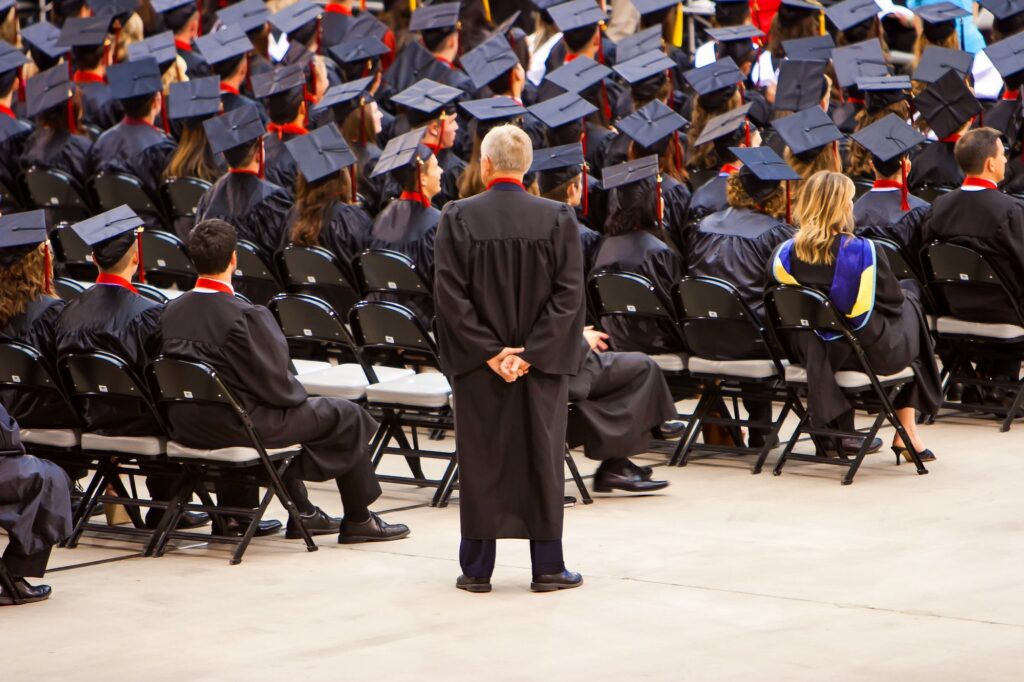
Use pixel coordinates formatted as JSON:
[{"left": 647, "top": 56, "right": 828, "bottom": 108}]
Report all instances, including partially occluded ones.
[{"left": 3, "top": 544, "right": 52, "bottom": 578}]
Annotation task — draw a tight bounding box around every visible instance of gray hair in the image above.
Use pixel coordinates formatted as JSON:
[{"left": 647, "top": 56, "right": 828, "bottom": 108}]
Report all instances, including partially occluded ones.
[{"left": 481, "top": 124, "right": 533, "bottom": 174}]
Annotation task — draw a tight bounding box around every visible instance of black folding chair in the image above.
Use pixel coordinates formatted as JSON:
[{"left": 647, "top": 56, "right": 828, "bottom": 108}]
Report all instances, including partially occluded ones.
[
  {"left": 23, "top": 167, "right": 93, "bottom": 225},
  {"left": 147, "top": 357, "right": 316, "bottom": 564},
  {"left": 353, "top": 248, "right": 432, "bottom": 296},
  {"left": 51, "top": 222, "right": 97, "bottom": 281},
  {"left": 161, "top": 176, "right": 211, "bottom": 223},
  {"left": 53, "top": 277, "right": 87, "bottom": 301},
  {"left": 672, "top": 277, "right": 792, "bottom": 473},
  {"left": 852, "top": 177, "right": 874, "bottom": 200},
  {"left": 91, "top": 171, "right": 170, "bottom": 231},
  {"left": 688, "top": 168, "right": 718, "bottom": 191},
  {"left": 0, "top": 172, "right": 27, "bottom": 211},
  {"left": 764, "top": 285, "right": 928, "bottom": 485},
  {"left": 276, "top": 244, "right": 361, "bottom": 317},
  {"left": 232, "top": 239, "right": 283, "bottom": 306},
  {"left": 869, "top": 236, "right": 938, "bottom": 314},
  {"left": 920, "top": 243, "right": 1024, "bottom": 431},
  {"left": 0, "top": 557, "right": 23, "bottom": 605},
  {"left": 915, "top": 185, "right": 955, "bottom": 203},
  {"left": 140, "top": 230, "right": 197, "bottom": 291}
]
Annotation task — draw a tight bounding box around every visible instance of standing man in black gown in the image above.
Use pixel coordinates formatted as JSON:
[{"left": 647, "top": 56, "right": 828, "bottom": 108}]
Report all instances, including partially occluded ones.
[{"left": 434, "top": 124, "right": 586, "bottom": 594}]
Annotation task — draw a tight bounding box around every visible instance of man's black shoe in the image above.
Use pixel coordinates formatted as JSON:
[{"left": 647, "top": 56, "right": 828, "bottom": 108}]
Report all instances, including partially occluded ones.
[
  {"left": 220, "top": 517, "right": 283, "bottom": 537},
  {"left": 339, "top": 512, "right": 410, "bottom": 544},
  {"left": 530, "top": 570, "right": 583, "bottom": 592},
  {"left": 593, "top": 469, "right": 669, "bottom": 493},
  {"left": 144, "top": 509, "right": 211, "bottom": 531},
  {"left": 456, "top": 575, "right": 492, "bottom": 593},
  {"left": 840, "top": 437, "right": 883, "bottom": 454},
  {"left": 0, "top": 578, "right": 52, "bottom": 606},
  {"left": 286, "top": 507, "right": 341, "bottom": 539},
  {"left": 653, "top": 420, "right": 686, "bottom": 439}
]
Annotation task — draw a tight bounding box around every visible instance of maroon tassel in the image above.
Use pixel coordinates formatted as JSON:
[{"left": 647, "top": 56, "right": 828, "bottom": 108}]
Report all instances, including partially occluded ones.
[
  {"left": 257, "top": 139, "right": 265, "bottom": 179},
  {"left": 350, "top": 165, "right": 358, "bottom": 203},
  {"left": 656, "top": 173, "right": 663, "bottom": 224},
  {"left": 196, "top": 0, "right": 203, "bottom": 36},
  {"left": 135, "top": 230, "right": 146, "bottom": 284},
  {"left": 44, "top": 242, "right": 52, "bottom": 294},
  {"left": 672, "top": 131, "right": 683, "bottom": 173},
  {"left": 316, "top": 17, "right": 323, "bottom": 55},
  {"left": 160, "top": 101, "right": 170, "bottom": 134},
  {"left": 599, "top": 80, "right": 611, "bottom": 121},
  {"left": 744, "top": 120, "right": 750, "bottom": 147},
  {"left": 900, "top": 161, "right": 909, "bottom": 211},
  {"left": 581, "top": 164, "right": 589, "bottom": 216},
  {"left": 359, "top": 100, "right": 366, "bottom": 145}
]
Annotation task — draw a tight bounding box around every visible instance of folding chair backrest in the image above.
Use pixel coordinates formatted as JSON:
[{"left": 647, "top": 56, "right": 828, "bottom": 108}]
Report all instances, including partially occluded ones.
[
  {"left": 675, "top": 277, "right": 770, "bottom": 360},
  {"left": 141, "top": 230, "right": 197, "bottom": 286},
  {"left": 0, "top": 341, "right": 64, "bottom": 393},
  {"left": 54, "top": 277, "right": 87, "bottom": 301},
  {"left": 915, "top": 185, "right": 954, "bottom": 203},
  {"left": 764, "top": 285, "right": 855, "bottom": 363},
  {"left": 92, "top": 171, "right": 161, "bottom": 215},
  {"left": 161, "top": 176, "right": 211, "bottom": 219},
  {"left": 349, "top": 300, "right": 441, "bottom": 368},
  {"left": 589, "top": 270, "right": 673, "bottom": 319},
  {"left": 148, "top": 357, "right": 253, "bottom": 440},
  {"left": 60, "top": 352, "right": 163, "bottom": 432},
  {"left": 688, "top": 168, "right": 718, "bottom": 191},
  {"left": 921, "top": 242, "right": 1024, "bottom": 324},
  {"left": 870, "top": 237, "right": 915, "bottom": 281},
  {"left": 277, "top": 244, "right": 360, "bottom": 316},
  {"left": 270, "top": 293, "right": 358, "bottom": 348},
  {"left": 231, "top": 240, "right": 283, "bottom": 306},
  {"left": 52, "top": 223, "right": 98, "bottom": 281},
  {"left": 23, "top": 167, "right": 92, "bottom": 218},
  {"left": 353, "top": 249, "right": 431, "bottom": 297},
  {"left": 134, "top": 283, "right": 169, "bottom": 303}
]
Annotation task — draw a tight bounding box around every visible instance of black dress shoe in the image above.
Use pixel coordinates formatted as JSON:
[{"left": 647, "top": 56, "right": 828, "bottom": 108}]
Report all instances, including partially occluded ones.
[
  {"left": 144, "top": 509, "right": 211, "bottom": 530},
  {"left": 221, "top": 517, "right": 283, "bottom": 537},
  {"left": 653, "top": 420, "right": 686, "bottom": 440},
  {"left": 593, "top": 469, "right": 669, "bottom": 493},
  {"left": 0, "top": 578, "right": 52, "bottom": 606},
  {"left": 840, "top": 436, "right": 883, "bottom": 454},
  {"left": 286, "top": 507, "right": 341, "bottom": 539},
  {"left": 530, "top": 570, "right": 583, "bottom": 592},
  {"left": 456, "top": 575, "right": 492, "bottom": 593},
  {"left": 339, "top": 512, "right": 410, "bottom": 544}
]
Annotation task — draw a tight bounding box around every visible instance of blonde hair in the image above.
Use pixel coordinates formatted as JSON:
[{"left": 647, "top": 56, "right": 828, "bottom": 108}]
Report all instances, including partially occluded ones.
[
  {"left": 785, "top": 142, "right": 843, "bottom": 201},
  {"left": 793, "top": 171, "right": 855, "bottom": 265},
  {"left": 481, "top": 124, "right": 532, "bottom": 174},
  {"left": 687, "top": 88, "right": 743, "bottom": 170}
]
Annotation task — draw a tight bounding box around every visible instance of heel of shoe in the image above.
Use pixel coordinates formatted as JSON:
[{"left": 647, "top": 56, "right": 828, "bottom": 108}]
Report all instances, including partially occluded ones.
[{"left": 890, "top": 445, "right": 907, "bottom": 465}]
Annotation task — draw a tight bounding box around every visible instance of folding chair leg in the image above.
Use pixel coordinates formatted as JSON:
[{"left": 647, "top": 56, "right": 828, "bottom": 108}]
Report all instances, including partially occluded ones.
[
  {"left": 263, "top": 458, "right": 317, "bottom": 556},
  {"left": 144, "top": 469, "right": 190, "bottom": 557},
  {"left": 230, "top": 485, "right": 276, "bottom": 565},
  {"left": 107, "top": 474, "right": 144, "bottom": 529},
  {"left": 881, "top": 386, "right": 928, "bottom": 476},
  {"left": 433, "top": 460, "right": 459, "bottom": 507},
  {"left": 153, "top": 474, "right": 198, "bottom": 558},
  {"left": 998, "top": 377, "right": 1024, "bottom": 432},
  {"left": 64, "top": 466, "right": 110, "bottom": 548},
  {"left": 752, "top": 396, "right": 793, "bottom": 475},
  {"left": 671, "top": 389, "right": 715, "bottom": 467},
  {"left": 64, "top": 465, "right": 105, "bottom": 541},
  {"left": 773, "top": 402, "right": 808, "bottom": 477},
  {"left": 840, "top": 409, "right": 887, "bottom": 485},
  {"left": 564, "top": 448, "right": 593, "bottom": 505}
]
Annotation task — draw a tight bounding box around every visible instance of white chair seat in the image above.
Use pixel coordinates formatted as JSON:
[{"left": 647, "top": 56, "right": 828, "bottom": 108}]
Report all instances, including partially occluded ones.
[
  {"left": 20, "top": 428, "right": 80, "bottom": 448},
  {"left": 297, "top": 364, "right": 415, "bottom": 400},
  {"left": 785, "top": 365, "right": 915, "bottom": 389},
  {"left": 167, "top": 441, "right": 301, "bottom": 463},
  {"left": 291, "top": 359, "right": 333, "bottom": 375},
  {"left": 687, "top": 357, "right": 784, "bottom": 379},
  {"left": 81, "top": 433, "right": 166, "bottom": 456},
  {"left": 648, "top": 353, "right": 687, "bottom": 372},
  {"left": 935, "top": 316, "right": 1024, "bottom": 341},
  {"left": 365, "top": 373, "right": 451, "bottom": 408}
]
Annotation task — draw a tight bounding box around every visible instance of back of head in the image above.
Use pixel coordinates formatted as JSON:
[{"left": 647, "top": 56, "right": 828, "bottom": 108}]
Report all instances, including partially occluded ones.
[
  {"left": 481, "top": 124, "right": 533, "bottom": 176},
  {"left": 188, "top": 219, "right": 237, "bottom": 275},
  {"left": 793, "top": 170, "right": 855, "bottom": 265},
  {"left": 605, "top": 178, "right": 661, "bottom": 236},
  {"left": 954, "top": 127, "right": 1001, "bottom": 176}
]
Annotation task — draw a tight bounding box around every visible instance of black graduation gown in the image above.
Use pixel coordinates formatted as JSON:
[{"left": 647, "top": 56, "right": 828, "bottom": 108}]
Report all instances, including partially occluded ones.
[
  {"left": 0, "top": 114, "right": 30, "bottom": 212},
  {"left": 434, "top": 184, "right": 585, "bottom": 541},
  {"left": 194, "top": 171, "right": 293, "bottom": 253},
  {"left": 567, "top": 338, "right": 677, "bottom": 461},
  {"left": 282, "top": 199, "right": 372, "bottom": 267},
  {"left": 0, "top": 451, "right": 72, "bottom": 564},
  {"left": 263, "top": 129, "right": 302, "bottom": 196},
  {"left": 353, "top": 142, "right": 385, "bottom": 215},
  {"left": 178, "top": 45, "right": 210, "bottom": 78},
  {"left": 578, "top": 223, "right": 600, "bottom": 273},
  {"left": 908, "top": 140, "right": 964, "bottom": 191},
  {"left": 920, "top": 187, "right": 1024, "bottom": 323},
  {"left": 662, "top": 175, "right": 692, "bottom": 250},
  {"left": 76, "top": 80, "right": 122, "bottom": 133},
  {"left": 681, "top": 172, "right": 730, "bottom": 243},
  {"left": 782, "top": 237, "right": 942, "bottom": 426},
  {"left": 20, "top": 127, "right": 93, "bottom": 188},
  {"left": 980, "top": 97, "right": 1019, "bottom": 140},
  {"left": 159, "top": 290, "right": 380, "bottom": 491},
  {"left": 574, "top": 174, "right": 608, "bottom": 235},
  {"left": 590, "top": 231, "right": 686, "bottom": 354},
  {"left": 220, "top": 89, "right": 269, "bottom": 126},
  {"left": 365, "top": 198, "right": 439, "bottom": 326},
  {"left": 434, "top": 147, "right": 467, "bottom": 209},
  {"left": 853, "top": 189, "right": 930, "bottom": 257},
  {"left": 54, "top": 283, "right": 163, "bottom": 435}
]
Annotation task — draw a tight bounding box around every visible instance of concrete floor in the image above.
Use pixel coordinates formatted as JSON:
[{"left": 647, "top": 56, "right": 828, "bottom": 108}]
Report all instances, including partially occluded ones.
[{"left": 3, "top": 405, "right": 1024, "bottom": 681}]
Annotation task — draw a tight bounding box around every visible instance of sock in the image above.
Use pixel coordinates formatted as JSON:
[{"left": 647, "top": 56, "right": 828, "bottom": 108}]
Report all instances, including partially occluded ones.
[{"left": 284, "top": 475, "right": 316, "bottom": 515}]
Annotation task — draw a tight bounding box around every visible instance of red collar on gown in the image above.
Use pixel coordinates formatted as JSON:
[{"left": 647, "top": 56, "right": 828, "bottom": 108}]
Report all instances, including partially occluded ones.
[
  {"left": 73, "top": 71, "right": 107, "bottom": 84},
  {"left": 220, "top": 83, "right": 241, "bottom": 95},
  {"left": 324, "top": 3, "right": 352, "bottom": 14},
  {"left": 95, "top": 272, "right": 138, "bottom": 294},
  {"left": 486, "top": 178, "right": 526, "bottom": 191},
  {"left": 174, "top": 39, "right": 193, "bottom": 52},
  {"left": 267, "top": 122, "right": 308, "bottom": 139},
  {"left": 399, "top": 190, "right": 431, "bottom": 207},
  {"left": 194, "top": 277, "right": 234, "bottom": 294},
  {"left": 229, "top": 168, "right": 260, "bottom": 176},
  {"left": 962, "top": 176, "right": 998, "bottom": 190},
  {"left": 0, "top": 104, "right": 13, "bottom": 118},
  {"left": 872, "top": 179, "right": 903, "bottom": 190}
]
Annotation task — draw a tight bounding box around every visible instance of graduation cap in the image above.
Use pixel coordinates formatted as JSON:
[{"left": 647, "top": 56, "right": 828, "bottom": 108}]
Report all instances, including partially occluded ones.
[
  {"left": 279, "top": 40, "right": 315, "bottom": 71},
  {"left": 409, "top": 2, "right": 460, "bottom": 33},
  {"left": 545, "top": 55, "right": 611, "bottom": 93},
  {"left": 602, "top": 155, "right": 659, "bottom": 189},
  {"left": 126, "top": 31, "right": 178, "bottom": 72},
  {"left": 203, "top": 103, "right": 265, "bottom": 154},
  {"left": 25, "top": 64, "right": 74, "bottom": 118},
  {"left": 21, "top": 21, "right": 66, "bottom": 63},
  {"left": 150, "top": 0, "right": 192, "bottom": 12},
  {"left": 328, "top": 36, "right": 390, "bottom": 66},
  {"left": 195, "top": 25, "right": 254, "bottom": 66},
  {"left": 0, "top": 40, "right": 26, "bottom": 76},
  {"left": 0, "top": 0, "right": 13, "bottom": 16},
  {"left": 548, "top": 0, "right": 605, "bottom": 33},
  {"left": 984, "top": 32, "right": 1024, "bottom": 83},
  {"left": 630, "top": 0, "right": 678, "bottom": 17},
  {"left": 914, "top": 67, "right": 982, "bottom": 139},
  {"left": 775, "top": 60, "right": 829, "bottom": 111},
  {"left": 0, "top": 210, "right": 49, "bottom": 269},
  {"left": 86, "top": 0, "right": 138, "bottom": 19},
  {"left": 529, "top": 142, "right": 586, "bottom": 193},
  {"left": 313, "top": 76, "right": 374, "bottom": 115},
  {"left": 151, "top": 0, "right": 196, "bottom": 32},
  {"left": 730, "top": 145, "right": 800, "bottom": 214},
  {"left": 612, "top": 49, "right": 676, "bottom": 85},
  {"left": 915, "top": 1, "right": 968, "bottom": 43},
  {"left": 825, "top": 0, "right": 879, "bottom": 33},
  {"left": 57, "top": 16, "right": 112, "bottom": 49},
  {"left": 268, "top": 0, "right": 321, "bottom": 37},
  {"left": 779, "top": 0, "right": 825, "bottom": 11},
  {"left": 705, "top": 25, "right": 764, "bottom": 43},
  {"left": 911, "top": 46, "right": 973, "bottom": 84},
  {"left": 527, "top": 91, "right": 597, "bottom": 129},
  {"left": 977, "top": 0, "right": 1024, "bottom": 21},
  {"left": 371, "top": 127, "right": 431, "bottom": 178},
  {"left": 771, "top": 106, "right": 844, "bottom": 159},
  {"left": 831, "top": 39, "right": 889, "bottom": 89},
  {"left": 459, "top": 96, "right": 526, "bottom": 123},
  {"left": 391, "top": 78, "right": 463, "bottom": 123},
  {"left": 382, "top": 41, "right": 452, "bottom": 92},
  {"left": 850, "top": 113, "right": 926, "bottom": 209},
  {"left": 460, "top": 34, "right": 519, "bottom": 90},
  {"left": 285, "top": 124, "right": 356, "bottom": 184},
  {"left": 216, "top": 0, "right": 270, "bottom": 34},
  {"left": 782, "top": 34, "right": 835, "bottom": 61},
  {"left": 616, "top": 26, "right": 663, "bottom": 63},
  {"left": 857, "top": 74, "right": 912, "bottom": 112},
  {"left": 107, "top": 57, "right": 163, "bottom": 100},
  {"left": 168, "top": 75, "right": 221, "bottom": 120},
  {"left": 71, "top": 205, "right": 145, "bottom": 272},
  {"left": 693, "top": 102, "right": 754, "bottom": 147},
  {"left": 336, "top": 12, "right": 390, "bottom": 44},
  {"left": 250, "top": 63, "right": 305, "bottom": 99},
  {"left": 488, "top": 10, "right": 522, "bottom": 40},
  {"left": 616, "top": 99, "right": 687, "bottom": 154},
  {"left": 683, "top": 57, "right": 743, "bottom": 108}
]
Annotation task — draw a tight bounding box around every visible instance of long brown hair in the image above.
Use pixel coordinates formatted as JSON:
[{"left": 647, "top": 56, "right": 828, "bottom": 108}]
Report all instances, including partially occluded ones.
[
  {"left": 458, "top": 131, "right": 486, "bottom": 199},
  {"left": 847, "top": 101, "right": 911, "bottom": 177},
  {"left": 687, "top": 88, "right": 743, "bottom": 170},
  {"left": 340, "top": 102, "right": 376, "bottom": 146},
  {"left": 768, "top": 8, "right": 822, "bottom": 59},
  {"left": 627, "top": 140, "right": 689, "bottom": 183},
  {"left": 725, "top": 174, "right": 788, "bottom": 221},
  {"left": 785, "top": 143, "right": 843, "bottom": 200},
  {"left": 793, "top": 170, "right": 855, "bottom": 265},
  {"left": 0, "top": 246, "right": 55, "bottom": 326},
  {"left": 289, "top": 171, "right": 353, "bottom": 246},
  {"left": 164, "top": 121, "right": 221, "bottom": 182}
]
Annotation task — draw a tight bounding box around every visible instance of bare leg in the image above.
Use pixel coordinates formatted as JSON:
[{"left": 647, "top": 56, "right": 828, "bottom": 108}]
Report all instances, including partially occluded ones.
[{"left": 892, "top": 407, "right": 927, "bottom": 451}]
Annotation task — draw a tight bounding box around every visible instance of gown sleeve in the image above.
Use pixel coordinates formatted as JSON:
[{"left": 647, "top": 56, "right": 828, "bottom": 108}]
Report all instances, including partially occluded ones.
[
  {"left": 872, "top": 248, "right": 906, "bottom": 318},
  {"left": 235, "top": 306, "right": 308, "bottom": 408}
]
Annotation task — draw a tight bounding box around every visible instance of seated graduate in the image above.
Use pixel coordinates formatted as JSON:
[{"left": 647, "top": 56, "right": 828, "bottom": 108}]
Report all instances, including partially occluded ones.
[
  {"left": 251, "top": 63, "right": 317, "bottom": 196},
  {"left": 684, "top": 57, "right": 753, "bottom": 171},
  {"left": 0, "top": 405, "right": 73, "bottom": 606},
  {"left": 0, "top": 42, "right": 32, "bottom": 214},
  {"left": 685, "top": 104, "right": 761, "bottom": 230},
  {"left": 21, "top": 20, "right": 66, "bottom": 82},
  {"left": 152, "top": 0, "right": 209, "bottom": 78},
  {"left": 984, "top": 31, "right": 1024, "bottom": 194},
  {"left": 124, "top": 31, "right": 192, "bottom": 142},
  {"left": 772, "top": 105, "right": 844, "bottom": 201},
  {"left": 845, "top": 75, "right": 914, "bottom": 180},
  {"left": 827, "top": 38, "right": 890, "bottom": 135},
  {"left": 770, "top": 170, "right": 941, "bottom": 460},
  {"left": 908, "top": 66, "right": 981, "bottom": 191},
  {"left": 767, "top": 54, "right": 830, "bottom": 140},
  {"left": 194, "top": 24, "right": 269, "bottom": 125},
  {"left": 455, "top": 96, "right": 528, "bottom": 199},
  {"left": 161, "top": 218, "right": 411, "bottom": 543},
  {"left": 542, "top": 0, "right": 617, "bottom": 77},
  {"left": 60, "top": 17, "right": 123, "bottom": 133},
  {"left": 85, "top": 57, "right": 178, "bottom": 231},
  {"left": 693, "top": 0, "right": 756, "bottom": 69},
  {"left": 530, "top": 142, "right": 601, "bottom": 272},
  {"left": 20, "top": 65, "right": 93, "bottom": 189},
  {"left": 407, "top": 1, "right": 474, "bottom": 92},
  {"left": 214, "top": 0, "right": 274, "bottom": 90},
  {"left": 590, "top": 156, "right": 687, "bottom": 354}
]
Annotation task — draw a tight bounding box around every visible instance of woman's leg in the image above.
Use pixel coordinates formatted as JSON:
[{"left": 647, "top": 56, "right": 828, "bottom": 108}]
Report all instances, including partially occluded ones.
[{"left": 892, "top": 407, "right": 927, "bottom": 451}]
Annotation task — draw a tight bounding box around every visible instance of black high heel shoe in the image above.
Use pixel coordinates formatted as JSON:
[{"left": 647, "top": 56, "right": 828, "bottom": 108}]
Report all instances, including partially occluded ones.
[{"left": 891, "top": 445, "right": 937, "bottom": 464}]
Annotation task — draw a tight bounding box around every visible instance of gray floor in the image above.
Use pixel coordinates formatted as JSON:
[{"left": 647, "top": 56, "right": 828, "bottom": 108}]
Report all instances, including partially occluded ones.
[{"left": 4, "top": 404, "right": 1024, "bottom": 681}]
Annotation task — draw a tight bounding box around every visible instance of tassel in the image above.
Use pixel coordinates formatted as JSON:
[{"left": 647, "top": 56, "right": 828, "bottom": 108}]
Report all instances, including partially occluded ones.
[
  {"left": 349, "top": 165, "right": 357, "bottom": 203},
  {"left": 597, "top": 23, "right": 605, "bottom": 65},
  {"left": 197, "top": 0, "right": 203, "bottom": 36},
  {"left": 44, "top": 241, "right": 52, "bottom": 294},
  {"left": 672, "top": 131, "right": 683, "bottom": 174},
  {"left": 258, "top": 138, "right": 265, "bottom": 179},
  {"left": 482, "top": 0, "right": 491, "bottom": 24},
  {"left": 900, "top": 161, "right": 909, "bottom": 211},
  {"left": 671, "top": 3, "right": 684, "bottom": 48},
  {"left": 160, "top": 101, "right": 170, "bottom": 134},
  {"left": 16, "top": 67, "right": 24, "bottom": 102},
  {"left": 744, "top": 120, "right": 751, "bottom": 147},
  {"left": 581, "top": 164, "right": 589, "bottom": 216},
  {"left": 360, "top": 0, "right": 365, "bottom": 9},
  {"left": 316, "top": 17, "right": 323, "bottom": 55},
  {"left": 600, "top": 80, "right": 611, "bottom": 121},
  {"left": 416, "top": 160, "right": 423, "bottom": 198},
  {"left": 135, "top": 229, "right": 146, "bottom": 284},
  {"left": 409, "top": 0, "right": 416, "bottom": 11},
  {"left": 785, "top": 181, "right": 791, "bottom": 223},
  {"left": 818, "top": 10, "right": 825, "bottom": 36},
  {"left": 67, "top": 98, "right": 77, "bottom": 134},
  {"left": 581, "top": 122, "right": 587, "bottom": 161},
  {"left": 359, "top": 100, "right": 366, "bottom": 145},
  {"left": 303, "top": 85, "right": 311, "bottom": 128},
  {"left": 656, "top": 173, "right": 663, "bottom": 225}
]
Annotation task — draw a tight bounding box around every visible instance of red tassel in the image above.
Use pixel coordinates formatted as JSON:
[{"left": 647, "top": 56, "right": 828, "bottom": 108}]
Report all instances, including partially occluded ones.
[
  {"left": 257, "top": 139, "right": 265, "bottom": 179},
  {"left": 596, "top": 24, "right": 605, "bottom": 65},
  {"left": 316, "top": 17, "right": 323, "bottom": 55},
  {"left": 135, "top": 230, "right": 146, "bottom": 284},
  {"left": 785, "top": 181, "right": 791, "bottom": 223},
  {"left": 349, "top": 164, "right": 357, "bottom": 203},
  {"left": 900, "top": 161, "right": 909, "bottom": 211},
  {"left": 581, "top": 165, "right": 589, "bottom": 217},
  {"left": 44, "top": 242, "right": 52, "bottom": 294},
  {"left": 581, "top": 122, "right": 587, "bottom": 159},
  {"left": 196, "top": 0, "right": 203, "bottom": 36},
  {"left": 600, "top": 80, "right": 611, "bottom": 121},
  {"left": 360, "top": 0, "right": 366, "bottom": 9},
  {"left": 744, "top": 120, "right": 751, "bottom": 147},
  {"left": 160, "top": 102, "right": 170, "bottom": 134},
  {"left": 302, "top": 85, "right": 310, "bottom": 128},
  {"left": 656, "top": 173, "right": 663, "bottom": 225},
  {"left": 16, "top": 67, "right": 24, "bottom": 103},
  {"left": 672, "top": 131, "right": 683, "bottom": 173},
  {"left": 67, "top": 98, "right": 77, "bottom": 134}
]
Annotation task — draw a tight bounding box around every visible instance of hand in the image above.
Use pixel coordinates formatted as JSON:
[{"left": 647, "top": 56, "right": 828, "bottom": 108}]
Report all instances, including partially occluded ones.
[
  {"left": 583, "top": 326, "right": 609, "bottom": 352},
  {"left": 501, "top": 354, "right": 530, "bottom": 380},
  {"left": 487, "top": 347, "right": 525, "bottom": 382}
]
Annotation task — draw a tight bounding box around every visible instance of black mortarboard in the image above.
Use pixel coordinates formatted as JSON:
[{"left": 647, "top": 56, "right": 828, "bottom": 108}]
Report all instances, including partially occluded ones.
[
  {"left": 168, "top": 75, "right": 221, "bottom": 120},
  {"left": 771, "top": 106, "right": 844, "bottom": 158},
  {"left": 630, "top": 0, "right": 678, "bottom": 16},
  {"left": 71, "top": 205, "right": 144, "bottom": 268},
  {"left": 977, "top": 0, "right": 1024, "bottom": 21},
  {"left": 150, "top": 0, "right": 192, "bottom": 14},
  {"left": 0, "top": 40, "right": 27, "bottom": 76},
  {"left": 25, "top": 64, "right": 73, "bottom": 118},
  {"left": 548, "top": 0, "right": 605, "bottom": 33},
  {"left": 286, "top": 124, "right": 356, "bottom": 184},
  {"left": 984, "top": 32, "right": 1024, "bottom": 82},
  {"left": 127, "top": 31, "right": 178, "bottom": 71},
  {"left": 313, "top": 76, "right": 373, "bottom": 114},
  {"left": 527, "top": 91, "right": 597, "bottom": 128},
  {"left": 250, "top": 63, "right": 305, "bottom": 99},
  {"left": 337, "top": 12, "right": 390, "bottom": 44},
  {"left": 459, "top": 96, "right": 526, "bottom": 122},
  {"left": 216, "top": 0, "right": 270, "bottom": 34},
  {"left": 195, "top": 25, "right": 253, "bottom": 66},
  {"left": 612, "top": 49, "right": 676, "bottom": 85},
  {"left": 782, "top": 34, "right": 835, "bottom": 61},
  {"left": 57, "top": 16, "right": 112, "bottom": 49},
  {"left": 461, "top": 34, "right": 519, "bottom": 90},
  {"left": 392, "top": 78, "right": 462, "bottom": 120},
  {"left": 616, "top": 25, "right": 662, "bottom": 63},
  {"left": 911, "top": 46, "right": 973, "bottom": 84},
  {"left": 382, "top": 41, "right": 452, "bottom": 92},
  {"left": 780, "top": 0, "right": 824, "bottom": 10},
  {"left": 409, "top": 2, "right": 460, "bottom": 33},
  {"left": 730, "top": 146, "right": 801, "bottom": 181},
  {"left": 849, "top": 112, "right": 926, "bottom": 163},
  {"left": 683, "top": 57, "right": 743, "bottom": 96},
  {"left": 601, "top": 155, "right": 659, "bottom": 190},
  {"left": 775, "top": 60, "right": 829, "bottom": 111},
  {"left": 203, "top": 103, "right": 264, "bottom": 154},
  {"left": 0, "top": 0, "right": 12, "bottom": 15},
  {"left": 86, "top": 0, "right": 138, "bottom": 19},
  {"left": 371, "top": 127, "right": 431, "bottom": 177},
  {"left": 914, "top": 67, "right": 981, "bottom": 138},
  {"left": 0, "top": 211, "right": 48, "bottom": 269},
  {"left": 328, "top": 36, "right": 390, "bottom": 66},
  {"left": 279, "top": 40, "right": 315, "bottom": 70},
  {"left": 831, "top": 39, "right": 889, "bottom": 89},
  {"left": 489, "top": 10, "right": 522, "bottom": 39},
  {"left": 705, "top": 25, "right": 765, "bottom": 43},
  {"left": 825, "top": 0, "right": 879, "bottom": 32},
  {"left": 532, "top": 0, "right": 563, "bottom": 11},
  {"left": 21, "top": 21, "right": 66, "bottom": 62},
  {"left": 856, "top": 74, "right": 912, "bottom": 111},
  {"left": 107, "top": 57, "right": 163, "bottom": 100},
  {"left": 545, "top": 55, "right": 611, "bottom": 93},
  {"left": 616, "top": 99, "right": 687, "bottom": 152},
  {"left": 915, "top": 2, "right": 968, "bottom": 24},
  {"left": 530, "top": 142, "right": 585, "bottom": 192},
  {"left": 693, "top": 102, "right": 753, "bottom": 147},
  {"left": 269, "top": 0, "right": 321, "bottom": 36}
]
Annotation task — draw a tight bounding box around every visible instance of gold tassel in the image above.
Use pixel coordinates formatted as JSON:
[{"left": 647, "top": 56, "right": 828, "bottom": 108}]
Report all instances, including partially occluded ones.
[
  {"left": 409, "top": 0, "right": 416, "bottom": 12},
  {"left": 482, "top": 0, "right": 492, "bottom": 24},
  {"left": 671, "top": 2, "right": 684, "bottom": 48}
]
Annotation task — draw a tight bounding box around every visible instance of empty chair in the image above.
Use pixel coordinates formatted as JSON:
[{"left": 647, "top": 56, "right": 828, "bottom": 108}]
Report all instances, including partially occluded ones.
[
  {"left": 51, "top": 223, "right": 97, "bottom": 281},
  {"left": 23, "top": 167, "right": 94, "bottom": 225},
  {"left": 140, "top": 230, "right": 196, "bottom": 291},
  {"left": 91, "top": 171, "right": 169, "bottom": 232},
  {"left": 352, "top": 248, "right": 434, "bottom": 328},
  {"left": 162, "top": 176, "right": 211, "bottom": 242},
  {"left": 276, "top": 244, "right": 360, "bottom": 317},
  {"left": 232, "top": 239, "right": 283, "bottom": 306}
]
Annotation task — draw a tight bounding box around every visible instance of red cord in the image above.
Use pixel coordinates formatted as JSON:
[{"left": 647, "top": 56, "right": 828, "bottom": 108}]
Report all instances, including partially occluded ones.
[{"left": 135, "top": 230, "right": 146, "bottom": 284}]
